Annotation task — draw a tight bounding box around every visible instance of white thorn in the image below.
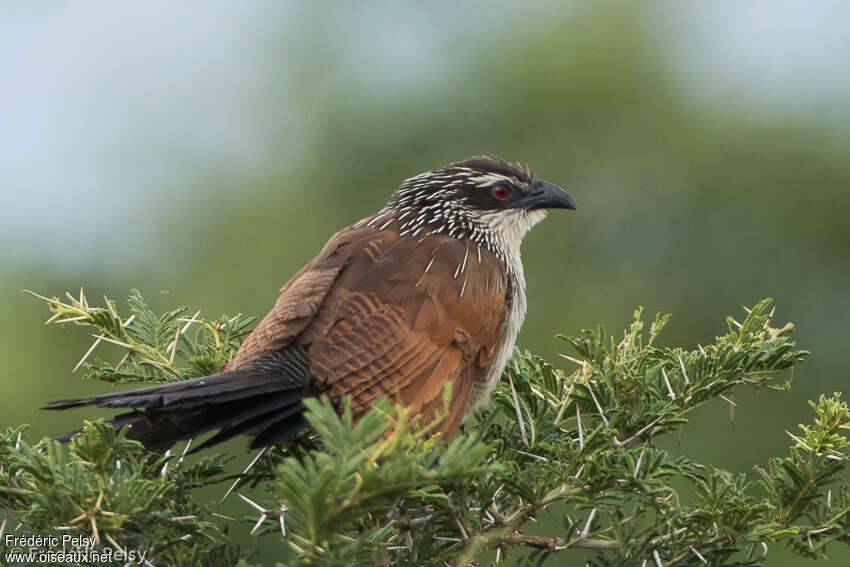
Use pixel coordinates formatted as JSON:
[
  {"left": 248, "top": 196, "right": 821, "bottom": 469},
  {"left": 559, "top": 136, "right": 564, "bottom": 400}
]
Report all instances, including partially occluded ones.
[
  {"left": 634, "top": 442, "right": 647, "bottom": 479},
  {"left": 73, "top": 335, "right": 103, "bottom": 372},
  {"left": 512, "top": 449, "right": 547, "bottom": 462},
  {"left": 179, "top": 310, "right": 202, "bottom": 334},
  {"left": 677, "top": 354, "right": 689, "bottom": 385},
  {"left": 586, "top": 379, "right": 609, "bottom": 426},
  {"left": 581, "top": 508, "right": 596, "bottom": 537},
  {"left": 221, "top": 447, "right": 267, "bottom": 502},
  {"left": 178, "top": 439, "right": 192, "bottom": 464},
  {"left": 54, "top": 315, "right": 90, "bottom": 324},
  {"left": 160, "top": 450, "right": 171, "bottom": 477},
  {"left": 250, "top": 514, "right": 267, "bottom": 536},
  {"left": 508, "top": 372, "right": 528, "bottom": 446},
  {"left": 661, "top": 367, "right": 676, "bottom": 399},
  {"left": 719, "top": 394, "right": 738, "bottom": 408},
  {"left": 96, "top": 335, "right": 134, "bottom": 349},
  {"left": 576, "top": 405, "right": 584, "bottom": 450},
  {"left": 689, "top": 545, "right": 707, "bottom": 563},
  {"left": 237, "top": 492, "right": 266, "bottom": 513}
]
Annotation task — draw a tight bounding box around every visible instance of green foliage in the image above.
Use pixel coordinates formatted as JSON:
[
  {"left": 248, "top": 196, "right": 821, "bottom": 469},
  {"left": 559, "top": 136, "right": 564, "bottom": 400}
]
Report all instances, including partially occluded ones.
[
  {"left": 3, "top": 292, "right": 848, "bottom": 566},
  {"left": 0, "top": 422, "right": 247, "bottom": 567},
  {"left": 24, "top": 288, "right": 255, "bottom": 384}
]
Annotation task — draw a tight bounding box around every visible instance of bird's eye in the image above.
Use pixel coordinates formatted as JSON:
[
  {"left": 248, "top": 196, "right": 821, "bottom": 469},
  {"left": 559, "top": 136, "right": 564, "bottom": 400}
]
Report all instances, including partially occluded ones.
[{"left": 492, "top": 184, "right": 511, "bottom": 200}]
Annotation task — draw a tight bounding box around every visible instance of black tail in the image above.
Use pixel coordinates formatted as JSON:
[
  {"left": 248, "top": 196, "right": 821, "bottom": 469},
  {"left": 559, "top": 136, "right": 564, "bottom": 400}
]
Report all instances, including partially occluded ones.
[{"left": 43, "top": 346, "right": 315, "bottom": 452}]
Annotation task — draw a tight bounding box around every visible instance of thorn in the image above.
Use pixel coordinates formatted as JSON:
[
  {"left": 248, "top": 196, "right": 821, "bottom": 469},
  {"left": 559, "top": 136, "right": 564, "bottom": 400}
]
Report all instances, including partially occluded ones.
[
  {"left": 508, "top": 371, "right": 528, "bottom": 446},
  {"left": 115, "top": 351, "right": 131, "bottom": 371},
  {"left": 221, "top": 447, "right": 267, "bottom": 502},
  {"left": 74, "top": 335, "right": 104, "bottom": 372},
  {"left": 557, "top": 353, "right": 585, "bottom": 365},
  {"left": 652, "top": 549, "right": 662, "bottom": 567},
  {"left": 178, "top": 310, "right": 202, "bottom": 334},
  {"left": 581, "top": 508, "right": 596, "bottom": 537},
  {"left": 103, "top": 293, "right": 117, "bottom": 317},
  {"left": 160, "top": 450, "right": 172, "bottom": 477},
  {"left": 585, "top": 378, "right": 609, "bottom": 426},
  {"left": 104, "top": 533, "right": 122, "bottom": 553},
  {"left": 512, "top": 449, "right": 547, "bottom": 462},
  {"left": 237, "top": 492, "right": 266, "bottom": 513},
  {"left": 15, "top": 431, "right": 22, "bottom": 451},
  {"left": 250, "top": 513, "right": 268, "bottom": 536},
  {"left": 123, "top": 314, "right": 136, "bottom": 327},
  {"left": 689, "top": 545, "right": 707, "bottom": 564},
  {"left": 44, "top": 312, "right": 64, "bottom": 325},
  {"left": 677, "top": 354, "right": 689, "bottom": 385},
  {"left": 454, "top": 517, "right": 469, "bottom": 539},
  {"left": 482, "top": 509, "right": 495, "bottom": 526},
  {"left": 167, "top": 324, "right": 181, "bottom": 364},
  {"left": 574, "top": 464, "right": 584, "bottom": 480},
  {"left": 178, "top": 439, "right": 192, "bottom": 464},
  {"left": 634, "top": 442, "right": 647, "bottom": 479},
  {"left": 576, "top": 405, "right": 584, "bottom": 450},
  {"left": 661, "top": 367, "right": 676, "bottom": 400},
  {"left": 785, "top": 430, "right": 814, "bottom": 452},
  {"left": 719, "top": 394, "right": 738, "bottom": 408},
  {"left": 553, "top": 377, "right": 576, "bottom": 425},
  {"left": 95, "top": 335, "right": 134, "bottom": 349},
  {"left": 53, "top": 315, "right": 90, "bottom": 324}
]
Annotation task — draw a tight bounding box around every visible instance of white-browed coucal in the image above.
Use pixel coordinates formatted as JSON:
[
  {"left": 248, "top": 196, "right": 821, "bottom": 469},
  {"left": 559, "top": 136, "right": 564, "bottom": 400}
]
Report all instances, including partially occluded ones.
[{"left": 45, "top": 156, "right": 576, "bottom": 451}]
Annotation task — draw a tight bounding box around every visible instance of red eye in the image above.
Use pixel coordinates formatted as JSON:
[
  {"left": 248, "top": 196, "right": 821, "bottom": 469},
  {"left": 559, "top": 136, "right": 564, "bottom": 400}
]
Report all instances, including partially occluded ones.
[{"left": 492, "top": 184, "right": 511, "bottom": 200}]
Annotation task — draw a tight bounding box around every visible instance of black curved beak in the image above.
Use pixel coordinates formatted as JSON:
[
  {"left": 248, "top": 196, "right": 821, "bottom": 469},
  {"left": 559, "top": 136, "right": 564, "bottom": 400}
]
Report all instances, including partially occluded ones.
[{"left": 517, "top": 180, "right": 576, "bottom": 211}]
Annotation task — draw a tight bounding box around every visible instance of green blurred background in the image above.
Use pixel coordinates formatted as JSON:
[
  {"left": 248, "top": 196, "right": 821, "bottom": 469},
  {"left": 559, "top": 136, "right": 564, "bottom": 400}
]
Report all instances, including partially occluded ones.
[{"left": 2, "top": 2, "right": 849, "bottom": 565}]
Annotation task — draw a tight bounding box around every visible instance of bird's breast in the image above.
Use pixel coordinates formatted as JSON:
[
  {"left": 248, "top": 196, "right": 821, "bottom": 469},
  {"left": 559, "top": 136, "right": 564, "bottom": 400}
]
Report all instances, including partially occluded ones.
[{"left": 465, "top": 255, "right": 527, "bottom": 415}]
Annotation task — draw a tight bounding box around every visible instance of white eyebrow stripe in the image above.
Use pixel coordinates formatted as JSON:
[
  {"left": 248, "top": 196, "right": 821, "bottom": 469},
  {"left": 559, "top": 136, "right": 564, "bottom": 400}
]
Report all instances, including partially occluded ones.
[{"left": 468, "top": 173, "right": 513, "bottom": 187}]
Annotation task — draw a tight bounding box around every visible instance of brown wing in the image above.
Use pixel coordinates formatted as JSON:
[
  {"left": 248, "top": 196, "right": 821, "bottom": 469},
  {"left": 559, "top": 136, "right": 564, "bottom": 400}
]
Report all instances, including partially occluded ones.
[
  {"left": 304, "top": 229, "right": 508, "bottom": 437},
  {"left": 228, "top": 219, "right": 507, "bottom": 437}
]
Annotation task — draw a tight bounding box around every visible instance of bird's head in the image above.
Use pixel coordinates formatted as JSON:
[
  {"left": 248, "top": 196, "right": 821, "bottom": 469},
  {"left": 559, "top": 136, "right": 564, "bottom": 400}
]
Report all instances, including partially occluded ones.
[{"left": 385, "top": 156, "right": 576, "bottom": 258}]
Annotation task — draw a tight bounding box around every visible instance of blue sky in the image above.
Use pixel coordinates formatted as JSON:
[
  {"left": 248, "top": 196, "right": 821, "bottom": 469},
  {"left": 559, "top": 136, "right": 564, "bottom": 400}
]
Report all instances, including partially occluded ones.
[{"left": 2, "top": 1, "right": 848, "bottom": 266}]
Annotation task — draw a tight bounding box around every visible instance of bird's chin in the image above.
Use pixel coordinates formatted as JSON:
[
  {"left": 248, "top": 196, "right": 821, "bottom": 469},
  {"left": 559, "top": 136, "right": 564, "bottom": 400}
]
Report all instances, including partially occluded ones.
[
  {"left": 527, "top": 208, "right": 548, "bottom": 225},
  {"left": 477, "top": 208, "right": 548, "bottom": 250}
]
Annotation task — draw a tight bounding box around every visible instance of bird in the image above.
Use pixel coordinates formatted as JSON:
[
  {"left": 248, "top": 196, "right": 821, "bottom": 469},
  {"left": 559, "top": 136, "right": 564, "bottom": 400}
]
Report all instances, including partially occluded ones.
[{"left": 44, "top": 156, "right": 576, "bottom": 452}]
